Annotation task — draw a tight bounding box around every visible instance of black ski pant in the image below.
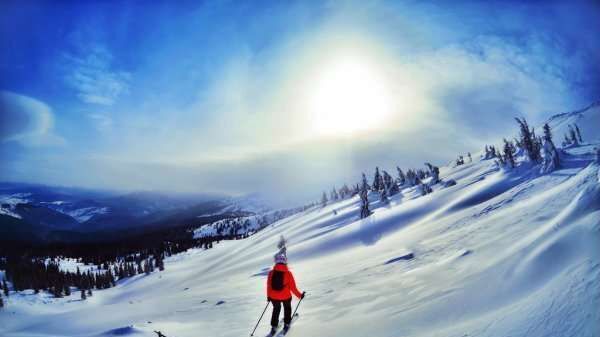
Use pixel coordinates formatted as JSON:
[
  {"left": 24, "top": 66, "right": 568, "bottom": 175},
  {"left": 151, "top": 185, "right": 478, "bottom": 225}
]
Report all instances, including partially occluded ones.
[{"left": 270, "top": 298, "right": 292, "bottom": 327}]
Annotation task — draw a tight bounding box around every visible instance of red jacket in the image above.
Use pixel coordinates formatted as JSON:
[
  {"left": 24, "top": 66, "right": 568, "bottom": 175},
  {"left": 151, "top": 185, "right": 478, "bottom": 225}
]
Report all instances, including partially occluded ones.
[{"left": 267, "top": 263, "right": 302, "bottom": 301}]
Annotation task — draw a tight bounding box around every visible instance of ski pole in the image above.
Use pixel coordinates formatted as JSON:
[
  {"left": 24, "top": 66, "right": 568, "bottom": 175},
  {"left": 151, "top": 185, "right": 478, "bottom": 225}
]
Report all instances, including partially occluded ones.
[
  {"left": 250, "top": 300, "right": 270, "bottom": 336},
  {"left": 291, "top": 292, "right": 306, "bottom": 317}
]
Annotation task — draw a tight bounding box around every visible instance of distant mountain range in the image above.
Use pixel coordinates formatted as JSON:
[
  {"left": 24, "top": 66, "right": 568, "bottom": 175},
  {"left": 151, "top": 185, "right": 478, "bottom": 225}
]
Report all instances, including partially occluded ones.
[{"left": 0, "top": 183, "right": 272, "bottom": 243}]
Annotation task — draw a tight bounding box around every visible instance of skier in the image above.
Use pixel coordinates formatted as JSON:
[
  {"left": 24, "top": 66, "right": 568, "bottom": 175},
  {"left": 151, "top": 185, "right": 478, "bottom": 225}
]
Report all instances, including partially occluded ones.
[{"left": 267, "top": 250, "right": 305, "bottom": 335}]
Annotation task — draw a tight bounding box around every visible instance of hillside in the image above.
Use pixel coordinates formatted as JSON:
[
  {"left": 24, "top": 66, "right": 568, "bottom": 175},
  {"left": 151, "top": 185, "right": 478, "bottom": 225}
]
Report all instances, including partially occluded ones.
[{"left": 0, "top": 105, "right": 599, "bottom": 337}]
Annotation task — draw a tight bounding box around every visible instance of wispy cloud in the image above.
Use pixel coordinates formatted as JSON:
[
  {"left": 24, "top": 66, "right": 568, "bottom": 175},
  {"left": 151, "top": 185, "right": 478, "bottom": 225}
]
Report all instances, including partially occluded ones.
[
  {"left": 88, "top": 111, "right": 113, "bottom": 131},
  {"left": 63, "top": 44, "right": 131, "bottom": 106}
]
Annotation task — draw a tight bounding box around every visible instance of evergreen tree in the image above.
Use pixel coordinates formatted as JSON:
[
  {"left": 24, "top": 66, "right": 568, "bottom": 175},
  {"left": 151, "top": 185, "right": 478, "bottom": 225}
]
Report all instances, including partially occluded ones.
[
  {"left": 372, "top": 167, "right": 382, "bottom": 191},
  {"left": 568, "top": 125, "right": 579, "bottom": 146},
  {"left": 543, "top": 123, "right": 552, "bottom": 142},
  {"left": 541, "top": 137, "right": 560, "bottom": 173},
  {"left": 383, "top": 170, "right": 399, "bottom": 196},
  {"left": 321, "top": 192, "right": 328, "bottom": 207},
  {"left": 53, "top": 286, "right": 63, "bottom": 298},
  {"left": 540, "top": 123, "right": 560, "bottom": 173},
  {"left": 396, "top": 167, "right": 406, "bottom": 185},
  {"left": 359, "top": 182, "right": 371, "bottom": 219},
  {"left": 380, "top": 181, "right": 389, "bottom": 204},
  {"left": 502, "top": 139, "right": 516, "bottom": 168},
  {"left": 515, "top": 117, "right": 541, "bottom": 162},
  {"left": 406, "top": 169, "right": 418, "bottom": 186},
  {"left": 331, "top": 187, "right": 339, "bottom": 201},
  {"left": 489, "top": 145, "right": 497, "bottom": 158},
  {"left": 361, "top": 173, "right": 370, "bottom": 191},
  {"left": 425, "top": 163, "right": 440, "bottom": 184},
  {"left": 2, "top": 279, "right": 8, "bottom": 297},
  {"left": 574, "top": 124, "right": 583, "bottom": 143},
  {"left": 353, "top": 184, "right": 360, "bottom": 197}
]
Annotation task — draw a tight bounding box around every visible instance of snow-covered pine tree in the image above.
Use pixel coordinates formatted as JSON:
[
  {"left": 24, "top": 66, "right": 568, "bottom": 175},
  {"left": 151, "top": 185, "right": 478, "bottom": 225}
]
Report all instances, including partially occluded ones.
[
  {"left": 574, "top": 124, "right": 583, "bottom": 143},
  {"left": 383, "top": 170, "right": 399, "bottom": 195},
  {"left": 490, "top": 145, "right": 497, "bottom": 158},
  {"left": 515, "top": 117, "right": 541, "bottom": 162},
  {"left": 372, "top": 167, "right": 382, "bottom": 191},
  {"left": 541, "top": 138, "right": 560, "bottom": 173},
  {"left": 425, "top": 163, "right": 440, "bottom": 184},
  {"left": 380, "top": 183, "right": 389, "bottom": 203},
  {"left": 321, "top": 191, "right": 328, "bottom": 207},
  {"left": 340, "top": 184, "right": 351, "bottom": 199},
  {"left": 406, "top": 169, "right": 417, "bottom": 186},
  {"left": 361, "top": 173, "right": 370, "bottom": 191},
  {"left": 396, "top": 167, "right": 406, "bottom": 185},
  {"left": 332, "top": 187, "right": 340, "bottom": 201},
  {"left": 568, "top": 125, "right": 579, "bottom": 146},
  {"left": 359, "top": 182, "right": 371, "bottom": 218},
  {"left": 540, "top": 123, "right": 560, "bottom": 173},
  {"left": 502, "top": 139, "right": 516, "bottom": 168},
  {"left": 543, "top": 123, "right": 552, "bottom": 142}
]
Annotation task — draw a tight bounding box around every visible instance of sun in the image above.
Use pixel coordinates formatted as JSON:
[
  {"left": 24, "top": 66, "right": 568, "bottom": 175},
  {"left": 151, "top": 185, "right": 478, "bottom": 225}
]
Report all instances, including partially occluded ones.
[{"left": 308, "top": 56, "right": 392, "bottom": 137}]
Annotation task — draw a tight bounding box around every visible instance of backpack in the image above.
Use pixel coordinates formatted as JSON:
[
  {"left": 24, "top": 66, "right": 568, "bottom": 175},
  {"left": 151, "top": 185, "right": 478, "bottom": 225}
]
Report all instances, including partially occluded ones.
[{"left": 271, "top": 270, "right": 285, "bottom": 291}]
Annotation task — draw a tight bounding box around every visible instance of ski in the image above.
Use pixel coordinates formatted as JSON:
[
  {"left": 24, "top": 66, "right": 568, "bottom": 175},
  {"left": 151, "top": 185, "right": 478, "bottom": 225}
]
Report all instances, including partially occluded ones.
[{"left": 276, "top": 313, "right": 299, "bottom": 336}]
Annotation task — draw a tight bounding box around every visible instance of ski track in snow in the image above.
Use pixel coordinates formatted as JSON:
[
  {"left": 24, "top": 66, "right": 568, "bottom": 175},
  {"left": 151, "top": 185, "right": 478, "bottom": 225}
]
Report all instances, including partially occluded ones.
[{"left": 1, "top": 111, "right": 600, "bottom": 337}]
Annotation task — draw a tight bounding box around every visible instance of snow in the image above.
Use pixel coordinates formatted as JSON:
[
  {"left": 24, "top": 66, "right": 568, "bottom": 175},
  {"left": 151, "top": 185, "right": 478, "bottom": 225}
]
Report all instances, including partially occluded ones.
[
  {"left": 1, "top": 112, "right": 599, "bottom": 337},
  {"left": 0, "top": 206, "right": 21, "bottom": 219},
  {"left": 64, "top": 206, "right": 109, "bottom": 223},
  {"left": 46, "top": 258, "right": 104, "bottom": 274},
  {"left": 0, "top": 193, "right": 30, "bottom": 219}
]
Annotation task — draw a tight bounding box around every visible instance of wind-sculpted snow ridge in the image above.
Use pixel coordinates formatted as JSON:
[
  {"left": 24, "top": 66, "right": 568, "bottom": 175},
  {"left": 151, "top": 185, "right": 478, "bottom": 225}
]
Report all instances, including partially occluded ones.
[{"left": 1, "top": 111, "right": 599, "bottom": 337}]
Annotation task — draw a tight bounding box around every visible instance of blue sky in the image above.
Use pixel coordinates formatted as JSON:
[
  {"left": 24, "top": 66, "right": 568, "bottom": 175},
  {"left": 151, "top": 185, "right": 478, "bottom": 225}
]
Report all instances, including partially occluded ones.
[{"left": 1, "top": 0, "right": 599, "bottom": 204}]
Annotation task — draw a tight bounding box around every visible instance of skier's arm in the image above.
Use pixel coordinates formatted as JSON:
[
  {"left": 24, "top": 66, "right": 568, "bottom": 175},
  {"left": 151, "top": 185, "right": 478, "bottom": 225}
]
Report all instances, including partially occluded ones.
[
  {"left": 266, "top": 270, "right": 272, "bottom": 300},
  {"left": 288, "top": 271, "right": 302, "bottom": 299}
]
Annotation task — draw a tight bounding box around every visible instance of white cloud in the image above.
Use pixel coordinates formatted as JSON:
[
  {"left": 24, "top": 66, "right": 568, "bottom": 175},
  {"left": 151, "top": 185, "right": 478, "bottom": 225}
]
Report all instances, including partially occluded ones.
[
  {"left": 0, "top": 91, "right": 65, "bottom": 146},
  {"left": 88, "top": 111, "right": 113, "bottom": 131},
  {"left": 63, "top": 44, "right": 131, "bottom": 106}
]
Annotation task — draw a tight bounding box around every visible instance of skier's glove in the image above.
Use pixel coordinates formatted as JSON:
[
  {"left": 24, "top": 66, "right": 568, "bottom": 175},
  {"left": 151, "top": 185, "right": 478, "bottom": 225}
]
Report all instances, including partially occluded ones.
[{"left": 301, "top": 291, "right": 306, "bottom": 299}]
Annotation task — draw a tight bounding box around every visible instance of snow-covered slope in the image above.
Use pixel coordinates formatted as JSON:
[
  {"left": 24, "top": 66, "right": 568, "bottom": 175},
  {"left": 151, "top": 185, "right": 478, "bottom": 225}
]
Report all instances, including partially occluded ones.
[
  {"left": 1, "top": 110, "right": 599, "bottom": 337},
  {"left": 547, "top": 101, "right": 599, "bottom": 143}
]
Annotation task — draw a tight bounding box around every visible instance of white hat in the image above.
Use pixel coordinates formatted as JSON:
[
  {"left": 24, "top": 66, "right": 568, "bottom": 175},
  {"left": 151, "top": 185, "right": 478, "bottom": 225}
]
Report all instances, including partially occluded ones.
[{"left": 274, "top": 251, "right": 287, "bottom": 264}]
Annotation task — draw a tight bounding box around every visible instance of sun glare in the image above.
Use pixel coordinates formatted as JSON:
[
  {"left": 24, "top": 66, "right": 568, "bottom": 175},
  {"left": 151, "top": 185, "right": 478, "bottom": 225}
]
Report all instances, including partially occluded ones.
[{"left": 308, "top": 56, "right": 392, "bottom": 137}]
